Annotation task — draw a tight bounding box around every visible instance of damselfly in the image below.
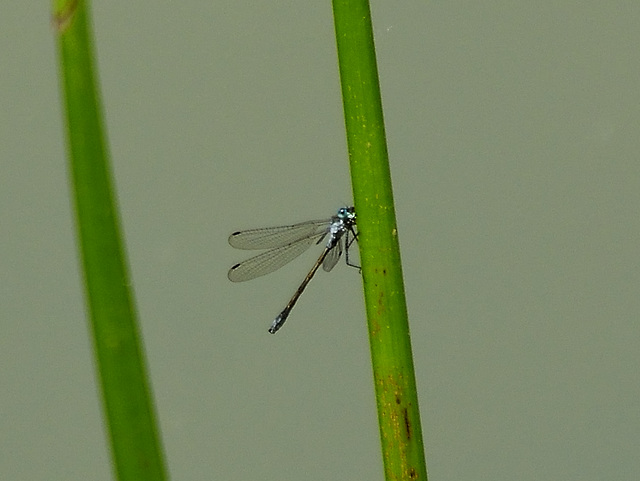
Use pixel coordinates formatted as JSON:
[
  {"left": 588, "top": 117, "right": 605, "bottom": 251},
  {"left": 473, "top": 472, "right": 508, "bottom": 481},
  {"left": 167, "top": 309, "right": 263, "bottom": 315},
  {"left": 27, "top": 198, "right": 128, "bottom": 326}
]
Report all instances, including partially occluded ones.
[{"left": 228, "top": 206, "right": 358, "bottom": 333}]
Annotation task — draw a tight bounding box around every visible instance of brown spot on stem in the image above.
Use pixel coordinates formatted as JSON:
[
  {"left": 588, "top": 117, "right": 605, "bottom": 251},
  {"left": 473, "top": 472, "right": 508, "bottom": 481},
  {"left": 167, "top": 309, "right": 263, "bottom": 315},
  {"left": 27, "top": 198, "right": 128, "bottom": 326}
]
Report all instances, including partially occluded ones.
[
  {"left": 52, "top": 0, "right": 79, "bottom": 32},
  {"left": 403, "top": 407, "right": 412, "bottom": 441}
]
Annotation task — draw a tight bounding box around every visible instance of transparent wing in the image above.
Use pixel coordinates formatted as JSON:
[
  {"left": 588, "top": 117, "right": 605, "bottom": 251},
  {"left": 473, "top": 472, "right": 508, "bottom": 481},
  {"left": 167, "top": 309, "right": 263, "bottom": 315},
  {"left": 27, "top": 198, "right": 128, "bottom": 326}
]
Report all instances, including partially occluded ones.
[
  {"left": 322, "top": 238, "right": 343, "bottom": 272},
  {"left": 228, "top": 233, "right": 326, "bottom": 282},
  {"left": 228, "top": 219, "right": 330, "bottom": 250}
]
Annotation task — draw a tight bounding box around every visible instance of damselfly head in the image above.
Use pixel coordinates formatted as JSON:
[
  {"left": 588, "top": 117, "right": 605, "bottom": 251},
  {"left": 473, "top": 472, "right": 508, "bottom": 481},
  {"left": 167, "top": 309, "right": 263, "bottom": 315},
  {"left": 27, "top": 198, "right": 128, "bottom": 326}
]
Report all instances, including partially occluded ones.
[{"left": 337, "top": 206, "right": 356, "bottom": 223}]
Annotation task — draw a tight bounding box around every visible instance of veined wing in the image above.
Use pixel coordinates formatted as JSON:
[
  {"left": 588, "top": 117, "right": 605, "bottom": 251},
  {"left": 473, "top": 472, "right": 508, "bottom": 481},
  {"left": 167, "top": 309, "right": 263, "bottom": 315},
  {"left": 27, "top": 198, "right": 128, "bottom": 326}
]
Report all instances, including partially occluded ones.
[
  {"left": 322, "top": 237, "right": 343, "bottom": 272},
  {"left": 228, "top": 233, "right": 325, "bottom": 282},
  {"left": 228, "top": 218, "right": 330, "bottom": 250}
]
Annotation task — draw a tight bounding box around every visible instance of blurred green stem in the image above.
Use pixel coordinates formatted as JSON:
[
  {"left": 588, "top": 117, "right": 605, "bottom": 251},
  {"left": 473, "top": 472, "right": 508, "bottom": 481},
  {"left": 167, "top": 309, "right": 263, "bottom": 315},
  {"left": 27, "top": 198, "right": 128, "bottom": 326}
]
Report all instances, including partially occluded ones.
[{"left": 54, "top": 1, "right": 168, "bottom": 479}]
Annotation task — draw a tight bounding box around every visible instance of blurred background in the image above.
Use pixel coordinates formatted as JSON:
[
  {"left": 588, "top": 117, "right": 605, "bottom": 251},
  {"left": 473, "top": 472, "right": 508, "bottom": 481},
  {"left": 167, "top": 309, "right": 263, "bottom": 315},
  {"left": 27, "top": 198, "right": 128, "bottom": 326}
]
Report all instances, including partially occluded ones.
[{"left": 1, "top": 1, "right": 639, "bottom": 480}]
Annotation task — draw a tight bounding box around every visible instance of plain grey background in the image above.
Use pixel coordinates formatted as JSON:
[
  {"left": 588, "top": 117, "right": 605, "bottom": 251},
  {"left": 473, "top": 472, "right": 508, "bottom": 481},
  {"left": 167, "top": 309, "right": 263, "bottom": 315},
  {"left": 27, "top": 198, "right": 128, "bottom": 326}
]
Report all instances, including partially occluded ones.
[{"left": 2, "top": 1, "right": 639, "bottom": 480}]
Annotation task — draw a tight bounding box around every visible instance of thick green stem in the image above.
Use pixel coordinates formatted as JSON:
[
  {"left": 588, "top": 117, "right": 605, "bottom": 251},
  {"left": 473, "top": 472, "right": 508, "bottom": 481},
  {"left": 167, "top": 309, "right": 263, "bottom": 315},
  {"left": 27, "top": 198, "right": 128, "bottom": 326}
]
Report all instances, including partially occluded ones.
[{"left": 331, "top": 1, "right": 428, "bottom": 479}]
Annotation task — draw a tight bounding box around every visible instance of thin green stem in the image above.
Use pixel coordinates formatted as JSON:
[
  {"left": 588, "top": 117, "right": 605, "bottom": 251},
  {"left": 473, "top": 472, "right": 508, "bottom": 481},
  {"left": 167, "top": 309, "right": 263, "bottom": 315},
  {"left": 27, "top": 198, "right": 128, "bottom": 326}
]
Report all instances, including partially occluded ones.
[
  {"left": 331, "top": 1, "right": 428, "bottom": 479},
  {"left": 54, "top": 1, "right": 167, "bottom": 479}
]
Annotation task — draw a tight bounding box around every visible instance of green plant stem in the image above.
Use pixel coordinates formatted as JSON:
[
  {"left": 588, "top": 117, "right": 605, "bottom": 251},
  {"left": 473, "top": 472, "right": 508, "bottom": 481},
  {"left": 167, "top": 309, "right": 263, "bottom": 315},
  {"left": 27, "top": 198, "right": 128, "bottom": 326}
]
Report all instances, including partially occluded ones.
[
  {"left": 331, "top": 1, "right": 428, "bottom": 479},
  {"left": 54, "top": 1, "right": 167, "bottom": 480}
]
